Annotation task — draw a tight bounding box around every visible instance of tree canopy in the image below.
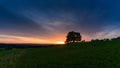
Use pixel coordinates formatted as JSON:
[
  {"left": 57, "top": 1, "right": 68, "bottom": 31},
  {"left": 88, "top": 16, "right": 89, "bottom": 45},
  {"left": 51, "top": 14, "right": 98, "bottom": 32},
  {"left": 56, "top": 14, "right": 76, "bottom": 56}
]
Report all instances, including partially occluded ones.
[{"left": 65, "top": 31, "right": 81, "bottom": 43}]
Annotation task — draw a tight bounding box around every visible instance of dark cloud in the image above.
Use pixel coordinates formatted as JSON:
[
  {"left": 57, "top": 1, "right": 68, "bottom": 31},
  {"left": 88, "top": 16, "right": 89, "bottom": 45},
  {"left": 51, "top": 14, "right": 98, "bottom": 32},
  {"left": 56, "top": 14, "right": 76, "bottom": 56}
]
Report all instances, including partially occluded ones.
[
  {"left": 0, "top": 0, "right": 120, "bottom": 41},
  {"left": 0, "top": 6, "right": 46, "bottom": 37}
]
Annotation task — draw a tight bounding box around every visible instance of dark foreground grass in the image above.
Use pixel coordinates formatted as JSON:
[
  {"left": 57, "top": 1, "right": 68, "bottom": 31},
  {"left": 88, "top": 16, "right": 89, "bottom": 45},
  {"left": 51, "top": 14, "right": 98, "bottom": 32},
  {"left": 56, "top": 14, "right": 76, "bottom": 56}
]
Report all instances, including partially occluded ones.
[
  {"left": 12, "top": 41, "right": 120, "bottom": 68},
  {"left": 0, "top": 48, "right": 21, "bottom": 68}
]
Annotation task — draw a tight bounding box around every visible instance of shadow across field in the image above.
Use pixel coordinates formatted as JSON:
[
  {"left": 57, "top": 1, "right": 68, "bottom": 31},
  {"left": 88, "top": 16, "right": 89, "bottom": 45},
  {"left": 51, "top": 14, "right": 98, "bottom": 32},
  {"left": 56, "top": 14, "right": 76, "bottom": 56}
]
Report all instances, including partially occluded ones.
[{"left": 0, "top": 44, "right": 62, "bottom": 50}]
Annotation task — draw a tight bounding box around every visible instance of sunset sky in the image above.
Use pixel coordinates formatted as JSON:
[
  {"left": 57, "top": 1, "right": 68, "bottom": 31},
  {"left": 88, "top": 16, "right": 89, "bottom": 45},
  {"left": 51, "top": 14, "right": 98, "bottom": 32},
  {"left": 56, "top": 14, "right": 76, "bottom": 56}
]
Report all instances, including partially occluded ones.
[{"left": 0, "top": 0, "right": 120, "bottom": 44}]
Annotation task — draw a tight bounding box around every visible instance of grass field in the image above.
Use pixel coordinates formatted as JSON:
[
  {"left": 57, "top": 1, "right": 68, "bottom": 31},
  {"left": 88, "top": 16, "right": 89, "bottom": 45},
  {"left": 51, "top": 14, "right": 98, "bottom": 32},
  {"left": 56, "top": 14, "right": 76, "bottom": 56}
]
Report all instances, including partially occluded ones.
[
  {"left": 0, "top": 40, "right": 120, "bottom": 68},
  {"left": 8, "top": 40, "right": 120, "bottom": 68},
  {"left": 0, "top": 48, "right": 22, "bottom": 68}
]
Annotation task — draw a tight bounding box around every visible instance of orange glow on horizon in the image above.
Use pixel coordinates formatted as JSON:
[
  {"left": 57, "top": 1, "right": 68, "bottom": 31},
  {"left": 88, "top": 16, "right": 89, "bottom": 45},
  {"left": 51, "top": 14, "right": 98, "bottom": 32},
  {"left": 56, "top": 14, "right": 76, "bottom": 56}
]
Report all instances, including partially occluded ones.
[
  {"left": 0, "top": 34, "right": 91, "bottom": 44},
  {"left": 56, "top": 41, "right": 65, "bottom": 44},
  {"left": 0, "top": 34, "right": 56, "bottom": 44}
]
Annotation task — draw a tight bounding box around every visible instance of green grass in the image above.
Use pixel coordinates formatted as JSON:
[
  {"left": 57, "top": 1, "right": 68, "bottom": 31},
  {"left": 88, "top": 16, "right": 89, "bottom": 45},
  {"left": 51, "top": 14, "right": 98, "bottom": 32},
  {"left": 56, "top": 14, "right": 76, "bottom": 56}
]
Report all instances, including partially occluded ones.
[
  {"left": 0, "top": 40, "right": 120, "bottom": 68},
  {"left": 12, "top": 41, "right": 120, "bottom": 68},
  {"left": 0, "top": 48, "right": 23, "bottom": 68}
]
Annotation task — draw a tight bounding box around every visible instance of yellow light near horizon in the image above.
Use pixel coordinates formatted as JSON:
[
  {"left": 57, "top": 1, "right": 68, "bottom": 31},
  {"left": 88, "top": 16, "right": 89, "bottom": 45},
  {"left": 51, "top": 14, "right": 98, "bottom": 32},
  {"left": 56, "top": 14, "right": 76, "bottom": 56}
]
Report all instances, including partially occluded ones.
[{"left": 56, "top": 41, "right": 65, "bottom": 44}]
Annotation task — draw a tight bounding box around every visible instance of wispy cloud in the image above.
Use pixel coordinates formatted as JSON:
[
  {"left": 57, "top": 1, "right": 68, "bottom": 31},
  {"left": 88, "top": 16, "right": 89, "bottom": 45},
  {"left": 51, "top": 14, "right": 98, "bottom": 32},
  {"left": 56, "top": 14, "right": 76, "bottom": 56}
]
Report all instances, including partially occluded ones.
[
  {"left": 0, "top": 34, "right": 54, "bottom": 44},
  {"left": 0, "top": 0, "right": 120, "bottom": 43},
  {"left": 93, "top": 24, "right": 120, "bottom": 39}
]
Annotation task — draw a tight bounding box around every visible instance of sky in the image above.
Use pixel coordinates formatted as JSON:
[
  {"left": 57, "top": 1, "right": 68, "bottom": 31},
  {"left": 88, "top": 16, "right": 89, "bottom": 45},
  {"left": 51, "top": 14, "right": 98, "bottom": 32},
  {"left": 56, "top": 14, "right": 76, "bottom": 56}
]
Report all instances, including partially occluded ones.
[{"left": 0, "top": 0, "right": 120, "bottom": 44}]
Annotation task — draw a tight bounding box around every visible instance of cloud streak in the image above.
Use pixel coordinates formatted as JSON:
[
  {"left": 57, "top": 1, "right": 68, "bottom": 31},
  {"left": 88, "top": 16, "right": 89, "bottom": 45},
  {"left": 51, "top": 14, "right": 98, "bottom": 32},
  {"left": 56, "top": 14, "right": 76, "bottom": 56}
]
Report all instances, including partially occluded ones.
[{"left": 0, "top": 0, "right": 120, "bottom": 43}]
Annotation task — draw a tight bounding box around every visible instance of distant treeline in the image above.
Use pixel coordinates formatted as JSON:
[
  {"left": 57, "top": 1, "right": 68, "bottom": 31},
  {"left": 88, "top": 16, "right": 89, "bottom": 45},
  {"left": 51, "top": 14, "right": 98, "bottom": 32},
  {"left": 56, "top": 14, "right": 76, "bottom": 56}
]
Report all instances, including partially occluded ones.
[
  {"left": 65, "top": 31, "right": 120, "bottom": 44},
  {"left": 65, "top": 37, "right": 120, "bottom": 48},
  {"left": 91, "top": 37, "right": 120, "bottom": 42}
]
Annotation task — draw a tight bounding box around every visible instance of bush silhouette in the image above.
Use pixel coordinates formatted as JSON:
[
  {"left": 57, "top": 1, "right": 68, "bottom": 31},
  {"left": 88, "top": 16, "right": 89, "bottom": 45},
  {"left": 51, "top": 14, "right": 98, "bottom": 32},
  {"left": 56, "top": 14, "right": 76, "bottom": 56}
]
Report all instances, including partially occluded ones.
[{"left": 65, "top": 31, "right": 81, "bottom": 43}]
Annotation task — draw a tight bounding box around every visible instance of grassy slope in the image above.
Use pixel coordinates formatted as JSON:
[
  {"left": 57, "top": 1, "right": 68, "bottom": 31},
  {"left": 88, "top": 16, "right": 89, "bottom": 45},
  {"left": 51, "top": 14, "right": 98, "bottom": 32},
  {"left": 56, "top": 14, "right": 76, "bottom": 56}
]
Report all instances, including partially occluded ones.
[
  {"left": 13, "top": 41, "right": 120, "bottom": 68},
  {"left": 0, "top": 48, "right": 23, "bottom": 68}
]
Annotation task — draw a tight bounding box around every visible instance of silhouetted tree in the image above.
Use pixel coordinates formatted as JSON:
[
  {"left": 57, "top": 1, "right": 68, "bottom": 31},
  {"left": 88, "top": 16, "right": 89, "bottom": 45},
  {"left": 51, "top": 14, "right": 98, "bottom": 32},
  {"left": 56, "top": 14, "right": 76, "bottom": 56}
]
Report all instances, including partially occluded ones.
[
  {"left": 116, "top": 37, "right": 120, "bottom": 40},
  {"left": 65, "top": 31, "right": 81, "bottom": 43}
]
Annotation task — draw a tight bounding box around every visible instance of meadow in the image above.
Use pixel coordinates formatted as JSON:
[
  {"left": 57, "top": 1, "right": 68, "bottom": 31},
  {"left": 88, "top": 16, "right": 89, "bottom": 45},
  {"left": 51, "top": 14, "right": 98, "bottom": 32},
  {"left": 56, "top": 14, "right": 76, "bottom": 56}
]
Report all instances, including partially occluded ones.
[
  {"left": 0, "top": 48, "right": 22, "bottom": 68},
  {"left": 0, "top": 39, "right": 120, "bottom": 68}
]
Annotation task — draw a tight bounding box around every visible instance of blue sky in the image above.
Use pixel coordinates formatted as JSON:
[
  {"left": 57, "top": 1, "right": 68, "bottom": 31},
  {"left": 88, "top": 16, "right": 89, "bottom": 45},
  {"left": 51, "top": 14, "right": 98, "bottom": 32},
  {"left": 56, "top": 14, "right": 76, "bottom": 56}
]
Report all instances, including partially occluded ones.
[{"left": 0, "top": 0, "right": 120, "bottom": 43}]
